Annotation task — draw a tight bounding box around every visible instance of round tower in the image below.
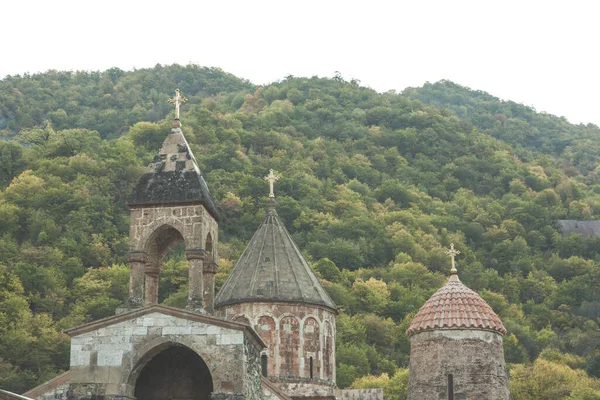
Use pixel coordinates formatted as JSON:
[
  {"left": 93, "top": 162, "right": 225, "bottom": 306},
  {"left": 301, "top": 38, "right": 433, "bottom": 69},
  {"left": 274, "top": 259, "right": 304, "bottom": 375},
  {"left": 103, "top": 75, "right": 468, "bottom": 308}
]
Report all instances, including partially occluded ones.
[
  {"left": 406, "top": 244, "right": 509, "bottom": 400},
  {"left": 215, "top": 170, "right": 337, "bottom": 400}
]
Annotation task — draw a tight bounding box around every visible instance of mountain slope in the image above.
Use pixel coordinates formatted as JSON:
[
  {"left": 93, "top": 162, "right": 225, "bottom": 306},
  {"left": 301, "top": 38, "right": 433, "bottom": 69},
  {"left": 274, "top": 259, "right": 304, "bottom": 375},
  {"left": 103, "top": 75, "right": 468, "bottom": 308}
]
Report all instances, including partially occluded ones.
[{"left": 0, "top": 68, "right": 599, "bottom": 396}]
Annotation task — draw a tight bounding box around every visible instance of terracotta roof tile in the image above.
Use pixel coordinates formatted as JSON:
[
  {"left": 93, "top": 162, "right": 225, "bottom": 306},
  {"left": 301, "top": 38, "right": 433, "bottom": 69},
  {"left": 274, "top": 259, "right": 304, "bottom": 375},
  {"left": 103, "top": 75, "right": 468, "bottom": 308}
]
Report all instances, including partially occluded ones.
[{"left": 406, "top": 275, "right": 506, "bottom": 336}]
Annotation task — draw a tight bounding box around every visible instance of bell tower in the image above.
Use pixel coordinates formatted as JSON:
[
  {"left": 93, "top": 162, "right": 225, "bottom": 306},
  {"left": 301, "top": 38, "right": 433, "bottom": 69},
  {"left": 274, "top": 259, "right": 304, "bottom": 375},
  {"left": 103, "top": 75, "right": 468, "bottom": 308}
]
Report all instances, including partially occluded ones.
[{"left": 127, "top": 90, "right": 220, "bottom": 313}]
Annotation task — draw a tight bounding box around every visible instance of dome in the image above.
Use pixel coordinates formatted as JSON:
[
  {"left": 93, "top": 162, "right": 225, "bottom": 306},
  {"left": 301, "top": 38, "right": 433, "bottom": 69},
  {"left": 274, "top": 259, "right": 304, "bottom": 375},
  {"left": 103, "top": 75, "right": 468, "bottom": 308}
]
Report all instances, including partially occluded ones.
[
  {"left": 214, "top": 201, "right": 337, "bottom": 311},
  {"left": 406, "top": 273, "right": 506, "bottom": 336}
]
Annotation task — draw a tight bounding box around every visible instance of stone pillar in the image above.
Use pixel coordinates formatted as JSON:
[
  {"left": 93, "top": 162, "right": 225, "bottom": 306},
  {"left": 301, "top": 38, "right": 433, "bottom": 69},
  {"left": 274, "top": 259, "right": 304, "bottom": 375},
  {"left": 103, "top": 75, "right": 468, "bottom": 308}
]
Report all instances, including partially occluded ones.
[
  {"left": 127, "top": 251, "right": 147, "bottom": 307},
  {"left": 203, "top": 262, "right": 219, "bottom": 314},
  {"left": 144, "top": 263, "right": 160, "bottom": 305},
  {"left": 185, "top": 249, "right": 206, "bottom": 312}
]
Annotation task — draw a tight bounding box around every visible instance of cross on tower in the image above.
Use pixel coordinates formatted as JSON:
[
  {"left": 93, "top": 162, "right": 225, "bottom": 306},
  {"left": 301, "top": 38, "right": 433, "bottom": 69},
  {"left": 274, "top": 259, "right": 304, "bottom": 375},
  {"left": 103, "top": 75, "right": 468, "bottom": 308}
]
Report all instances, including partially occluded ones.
[
  {"left": 445, "top": 243, "right": 460, "bottom": 274},
  {"left": 168, "top": 89, "right": 187, "bottom": 120},
  {"left": 264, "top": 169, "right": 280, "bottom": 198}
]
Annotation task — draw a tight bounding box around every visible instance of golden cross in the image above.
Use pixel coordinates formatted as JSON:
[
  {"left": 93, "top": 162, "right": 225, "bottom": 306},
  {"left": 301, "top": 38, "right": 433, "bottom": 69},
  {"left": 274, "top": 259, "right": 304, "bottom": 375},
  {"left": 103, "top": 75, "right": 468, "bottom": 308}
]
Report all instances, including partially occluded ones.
[
  {"left": 445, "top": 243, "right": 460, "bottom": 273},
  {"left": 264, "top": 169, "right": 280, "bottom": 198},
  {"left": 168, "top": 89, "right": 187, "bottom": 119}
]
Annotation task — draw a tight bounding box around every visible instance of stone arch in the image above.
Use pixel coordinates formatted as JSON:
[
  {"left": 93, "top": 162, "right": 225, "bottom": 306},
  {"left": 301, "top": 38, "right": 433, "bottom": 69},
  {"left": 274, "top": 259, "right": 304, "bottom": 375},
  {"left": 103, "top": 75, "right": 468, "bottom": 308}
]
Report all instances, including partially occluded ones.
[
  {"left": 127, "top": 341, "right": 213, "bottom": 400},
  {"left": 232, "top": 314, "right": 251, "bottom": 325},
  {"left": 255, "top": 315, "right": 277, "bottom": 359},
  {"left": 205, "top": 232, "right": 214, "bottom": 262},
  {"left": 279, "top": 315, "right": 300, "bottom": 377},
  {"left": 277, "top": 312, "right": 299, "bottom": 324},
  {"left": 302, "top": 317, "right": 320, "bottom": 378},
  {"left": 253, "top": 311, "right": 277, "bottom": 326},
  {"left": 139, "top": 223, "right": 187, "bottom": 305},
  {"left": 323, "top": 320, "right": 334, "bottom": 380},
  {"left": 254, "top": 314, "right": 279, "bottom": 375},
  {"left": 144, "top": 223, "right": 186, "bottom": 264}
]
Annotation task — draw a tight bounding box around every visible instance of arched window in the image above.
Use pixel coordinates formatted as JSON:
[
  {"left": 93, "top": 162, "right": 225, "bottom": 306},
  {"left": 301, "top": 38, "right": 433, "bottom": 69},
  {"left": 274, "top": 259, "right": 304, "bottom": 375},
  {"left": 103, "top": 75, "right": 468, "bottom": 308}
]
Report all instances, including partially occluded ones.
[
  {"left": 261, "top": 355, "right": 268, "bottom": 377},
  {"left": 309, "top": 357, "right": 314, "bottom": 379},
  {"left": 205, "top": 232, "right": 214, "bottom": 264}
]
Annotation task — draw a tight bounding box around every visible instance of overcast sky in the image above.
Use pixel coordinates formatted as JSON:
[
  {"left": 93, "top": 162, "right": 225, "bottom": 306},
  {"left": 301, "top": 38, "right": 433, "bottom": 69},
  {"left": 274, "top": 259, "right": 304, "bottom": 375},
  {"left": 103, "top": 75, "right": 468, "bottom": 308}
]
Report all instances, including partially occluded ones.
[{"left": 2, "top": 0, "right": 599, "bottom": 126}]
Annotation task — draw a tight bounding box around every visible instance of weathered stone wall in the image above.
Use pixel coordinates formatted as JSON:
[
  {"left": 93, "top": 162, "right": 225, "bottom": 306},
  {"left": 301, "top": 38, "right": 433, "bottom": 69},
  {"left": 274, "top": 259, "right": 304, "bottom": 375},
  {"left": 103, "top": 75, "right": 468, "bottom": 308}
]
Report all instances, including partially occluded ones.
[
  {"left": 129, "top": 205, "right": 218, "bottom": 259},
  {"left": 408, "top": 329, "right": 509, "bottom": 400},
  {"left": 267, "top": 378, "right": 335, "bottom": 400},
  {"left": 67, "top": 309, "right": 262, "bottom": 400},
  {"left": 336, "top": 388, "right": 384, "bottom": 400},
  {"left": 217, "top": 302, "right": 336, "bottom": 398},
  {"left": 244, "top": 334, "right": 264, "bottom": 400},
  {"left": 23, "top": 371, "right": 70, "bottom": 400},
  {"left": 128, "top": 204, "right": 219, "bottom": 309}
]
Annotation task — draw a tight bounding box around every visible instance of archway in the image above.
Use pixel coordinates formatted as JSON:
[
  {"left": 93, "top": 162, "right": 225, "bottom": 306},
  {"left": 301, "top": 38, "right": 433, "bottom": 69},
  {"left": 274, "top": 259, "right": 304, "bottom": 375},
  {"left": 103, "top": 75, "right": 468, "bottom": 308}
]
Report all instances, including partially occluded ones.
[
  {"left": 144, "top": 224, "right": 185, "bottom": 305},
  {"left": 134, "top": 345, "right": 213, "bottom": 400}
]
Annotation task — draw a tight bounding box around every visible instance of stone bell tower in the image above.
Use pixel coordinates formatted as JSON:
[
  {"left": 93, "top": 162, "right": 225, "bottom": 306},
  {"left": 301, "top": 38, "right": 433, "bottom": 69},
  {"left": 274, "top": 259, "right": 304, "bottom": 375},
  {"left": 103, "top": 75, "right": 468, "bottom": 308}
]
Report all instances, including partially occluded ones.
[{"left": 127, "top": 89, "right": 220, "bottom": 313}]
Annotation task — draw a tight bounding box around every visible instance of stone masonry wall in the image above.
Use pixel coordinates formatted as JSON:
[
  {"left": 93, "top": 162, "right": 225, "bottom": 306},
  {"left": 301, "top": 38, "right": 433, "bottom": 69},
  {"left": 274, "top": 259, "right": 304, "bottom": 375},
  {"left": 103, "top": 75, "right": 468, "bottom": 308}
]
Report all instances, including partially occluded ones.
[
  {"left": 129, "top": 205, "right": 218, "bottom": 261},
  {"left": 337, "top": 388, "right": 384, "bottom": 400},
  {"left": 217, "top": 302, "right": 336, "bottom": 399},
  {"left": 68, "top": 311, "right": 261, "bottom": 400},
  {"left": 128, "top": 204, "right": 219, "bottom": 308},
  {"left": 408, "top": 329, "right": 509, "bottom": 400}
]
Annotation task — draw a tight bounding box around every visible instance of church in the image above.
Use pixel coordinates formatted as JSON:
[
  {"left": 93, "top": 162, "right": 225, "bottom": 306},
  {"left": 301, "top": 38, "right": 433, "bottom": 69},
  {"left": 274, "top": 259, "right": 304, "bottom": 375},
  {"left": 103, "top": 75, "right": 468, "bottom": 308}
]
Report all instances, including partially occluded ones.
[{"left": 6, "top": 91, "right": 509, "bottom": 400}]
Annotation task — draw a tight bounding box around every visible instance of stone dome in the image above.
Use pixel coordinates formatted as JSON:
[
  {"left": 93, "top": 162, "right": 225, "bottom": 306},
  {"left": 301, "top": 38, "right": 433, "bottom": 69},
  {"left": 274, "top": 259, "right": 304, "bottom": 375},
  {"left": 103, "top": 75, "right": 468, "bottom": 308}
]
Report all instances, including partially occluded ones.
[
  {"left": 215, "top": 201, "right": 337, "bottom": 311},
  {"left": 406, "top": 273, "right": 506, "bottom": 336}
]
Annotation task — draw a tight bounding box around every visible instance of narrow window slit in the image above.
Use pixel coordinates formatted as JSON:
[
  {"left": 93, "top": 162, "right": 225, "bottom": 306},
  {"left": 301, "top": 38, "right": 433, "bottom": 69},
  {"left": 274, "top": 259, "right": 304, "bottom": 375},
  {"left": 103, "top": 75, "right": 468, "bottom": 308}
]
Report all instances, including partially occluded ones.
[{"left": 261, "top": 355, "right": 268, "bottom": 377}]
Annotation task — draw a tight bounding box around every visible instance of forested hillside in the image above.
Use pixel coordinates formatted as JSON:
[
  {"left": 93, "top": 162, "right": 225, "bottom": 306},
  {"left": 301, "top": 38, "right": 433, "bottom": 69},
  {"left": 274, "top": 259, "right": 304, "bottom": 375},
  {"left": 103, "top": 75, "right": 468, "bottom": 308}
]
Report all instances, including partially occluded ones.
[{"left": 0, "top": 65, "right": 599, "bottom": 398}]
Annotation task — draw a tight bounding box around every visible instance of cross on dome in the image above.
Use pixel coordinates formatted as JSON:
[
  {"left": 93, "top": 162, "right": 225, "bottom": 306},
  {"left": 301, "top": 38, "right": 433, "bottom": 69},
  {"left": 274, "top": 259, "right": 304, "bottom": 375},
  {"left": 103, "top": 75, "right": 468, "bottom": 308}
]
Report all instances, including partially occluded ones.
[
  {"left": 445, "top": 243, "right": 460, "bottom": 274},
  {"left": 168, "top": 89, "right": 187, "bottom": 120},
  {"left": 264, "top": 169, "right": 280, "bottom": 198}
]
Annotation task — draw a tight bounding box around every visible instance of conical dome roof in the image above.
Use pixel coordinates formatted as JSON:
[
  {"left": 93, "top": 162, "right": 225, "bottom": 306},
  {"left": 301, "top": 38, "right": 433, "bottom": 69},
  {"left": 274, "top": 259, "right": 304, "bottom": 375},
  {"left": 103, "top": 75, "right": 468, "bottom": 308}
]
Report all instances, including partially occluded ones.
[
  {"left": 406, "top": 273, "right": 506, "bottom": 336},
  {"left": 215, "top": 202, "right": 337, "bottom": 311},
  {"left": 129, "top": 122, "right": 219, "bottom": 220}
]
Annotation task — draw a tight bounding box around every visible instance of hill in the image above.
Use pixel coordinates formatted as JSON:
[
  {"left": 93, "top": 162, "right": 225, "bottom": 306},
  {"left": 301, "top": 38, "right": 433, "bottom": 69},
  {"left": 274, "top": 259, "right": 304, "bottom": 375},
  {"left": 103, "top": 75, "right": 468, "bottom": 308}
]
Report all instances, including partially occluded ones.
[{"left": 0, "top": 65, "right": 599, "bottom": 398}]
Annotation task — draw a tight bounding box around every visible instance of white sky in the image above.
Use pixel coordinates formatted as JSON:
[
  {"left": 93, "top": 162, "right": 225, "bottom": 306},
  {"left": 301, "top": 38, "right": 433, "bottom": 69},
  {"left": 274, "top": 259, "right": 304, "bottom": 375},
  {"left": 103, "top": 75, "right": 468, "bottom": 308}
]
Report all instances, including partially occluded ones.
[{"left": 2, "top": 0, "right": 599, "bottom": 126}]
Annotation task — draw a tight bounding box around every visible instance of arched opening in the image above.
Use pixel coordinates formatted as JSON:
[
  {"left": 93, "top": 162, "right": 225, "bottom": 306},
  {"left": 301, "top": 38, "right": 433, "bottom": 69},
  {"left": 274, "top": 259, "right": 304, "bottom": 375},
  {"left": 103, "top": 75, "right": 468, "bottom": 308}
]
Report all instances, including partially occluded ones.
[
  {"left": 205, "top": 232, "right": 213, "bottom": 262},
  {"left": 309, "top": 356, "right": 314, "bottom": 379},
  {"left": 261, "top": 354, "right": 268, "bottom": 377},
  {"left": 145, "top": 224, "right": 188, "bottom": 306},
  {"left": 147, "top": 225, "right": 185, "bottom": 262},
  {"left": 447, "top": 374, "right": 454, "bottom": 400},
  {"left": 134, "top": 345, "right": 213, "bottom": 400}
]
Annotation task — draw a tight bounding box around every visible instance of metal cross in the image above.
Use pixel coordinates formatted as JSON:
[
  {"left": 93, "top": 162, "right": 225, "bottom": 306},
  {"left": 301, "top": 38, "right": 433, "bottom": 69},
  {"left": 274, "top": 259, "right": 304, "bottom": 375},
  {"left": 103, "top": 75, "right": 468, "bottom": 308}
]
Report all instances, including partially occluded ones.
[
  {"left": 168, "top": 89, "right": 187, "bottom": 119},
  {"left": 264, "top": 169, "right": 280, "bottom": 198},
  {"left": 445, "top": 243, "right": 460, "bottom": 273}
]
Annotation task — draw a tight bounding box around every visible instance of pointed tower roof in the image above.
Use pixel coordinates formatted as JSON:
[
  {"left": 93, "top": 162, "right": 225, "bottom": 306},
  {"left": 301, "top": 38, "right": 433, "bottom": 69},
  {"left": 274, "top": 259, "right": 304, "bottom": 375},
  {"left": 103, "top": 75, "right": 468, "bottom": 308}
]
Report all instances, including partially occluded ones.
[
  {"left": 215, "top": 172, "right": 336, "bottom": 311},
  {"left": 406, "top": 244, "right": 506, "bottom": 336},
  {"left": 128, "top": 91, "right": 219, "bottom": 220}
]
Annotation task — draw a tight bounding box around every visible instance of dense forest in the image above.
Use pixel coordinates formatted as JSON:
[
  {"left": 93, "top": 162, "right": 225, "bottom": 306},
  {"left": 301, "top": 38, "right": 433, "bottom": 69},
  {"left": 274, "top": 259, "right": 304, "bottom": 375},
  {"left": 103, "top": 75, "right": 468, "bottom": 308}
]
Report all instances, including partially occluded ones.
[{"left": 1, "top": 64, "right": 600, "bottom": 399}]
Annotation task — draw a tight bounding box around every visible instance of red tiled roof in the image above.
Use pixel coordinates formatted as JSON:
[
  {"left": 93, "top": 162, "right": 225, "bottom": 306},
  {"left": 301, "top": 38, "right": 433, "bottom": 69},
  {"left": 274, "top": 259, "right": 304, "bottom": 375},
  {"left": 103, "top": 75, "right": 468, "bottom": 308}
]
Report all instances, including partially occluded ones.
[{"left": 406, "top": 275, "right": 506, "bottom": 336}]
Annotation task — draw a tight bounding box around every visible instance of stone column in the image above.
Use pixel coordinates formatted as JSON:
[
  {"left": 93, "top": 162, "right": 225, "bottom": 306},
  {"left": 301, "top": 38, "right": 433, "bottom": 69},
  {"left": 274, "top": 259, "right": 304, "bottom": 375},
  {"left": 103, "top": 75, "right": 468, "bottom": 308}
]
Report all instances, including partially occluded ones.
[
  {"left": 144, "top": 263, "right": 160, "bottom": 305},
  {"left": 127, "top": 251, "right": 147, "bottom": 308},
  {"left": 185, "top": 248, "right": 206, "bottom": 312},
  {"left": 203, "top": 261, "right": 219, "bottom": 314}
]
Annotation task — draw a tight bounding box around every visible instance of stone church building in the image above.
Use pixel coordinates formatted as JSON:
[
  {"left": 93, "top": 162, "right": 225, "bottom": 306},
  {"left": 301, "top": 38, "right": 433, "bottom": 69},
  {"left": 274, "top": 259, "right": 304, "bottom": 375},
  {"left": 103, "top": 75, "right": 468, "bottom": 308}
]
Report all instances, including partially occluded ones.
[
  {"left": 20, "top": 99, "right": 341, "bottom": 400},
  {"left": 8, "top": 91, "right": 508, "bottom": 400}
]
